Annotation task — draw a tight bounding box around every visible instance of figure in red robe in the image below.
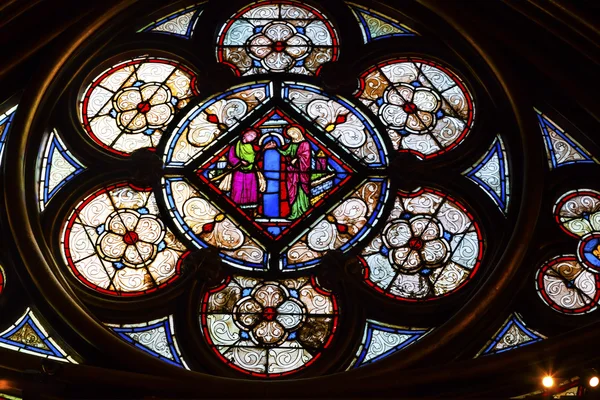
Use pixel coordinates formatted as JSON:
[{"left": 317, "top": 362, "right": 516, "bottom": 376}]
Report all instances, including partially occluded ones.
[{"left": 265, "top": 125, "right": 311, "bottom": 219}]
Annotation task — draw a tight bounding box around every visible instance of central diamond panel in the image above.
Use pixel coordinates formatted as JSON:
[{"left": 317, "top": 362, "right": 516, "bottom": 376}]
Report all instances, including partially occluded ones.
[{"left": 196, "top": 108, "right": 354, "bottom": 238}]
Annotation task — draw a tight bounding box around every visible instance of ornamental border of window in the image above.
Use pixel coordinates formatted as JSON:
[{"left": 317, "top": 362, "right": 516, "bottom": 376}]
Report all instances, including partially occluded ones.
[{"left": 0, "top": 2, "right": 597, "bottom": 384}]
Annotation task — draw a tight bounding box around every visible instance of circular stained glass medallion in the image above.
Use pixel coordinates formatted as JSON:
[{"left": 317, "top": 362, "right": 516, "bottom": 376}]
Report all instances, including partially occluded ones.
[{"left": 536, "top": 255, "right": 600, "bottom": 314}]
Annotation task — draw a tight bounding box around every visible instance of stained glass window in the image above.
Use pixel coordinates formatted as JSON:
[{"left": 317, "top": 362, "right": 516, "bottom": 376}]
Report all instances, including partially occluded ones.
[
  {"left": 138, "top": 4, "right": 204, "bottom": 39},
  {"left": 78, "top": 56, "right": 198, "bottom": 156},
  {"left": 164, "top": 83, "right": 273, "bottom": 167},
  {"left": 554, "top": 189, "right": 600, "bottom": 239},
  {"left": 532, "top": 189, "right": 600, "bottom": 316},
  {"left": 12, "top": 0, "right": 580, "bottom": 385},
  {"left": 347, "top": 2, "right": 418, "bottom": 42},
  {"left": 282, "top": 82, "right": 388, "bottom": 167},
  {"left": 536, "top": 255, "right": 600, "bottom": 315},
  {"left": 477, "top": 313, "right": 545, "bottom": 357},
  {"left": 61, "top": 183, "right": 189, "bottom": 295},
  {"left": 37, "top": 129, "right": 85, "bottom": 211},
  {"left": 161, "top": 79, "right": 390, "bottom": 273},
  {"left": 464, "top": 135, "right": 510, "bottom": 214},
  {"left": 107, "top": 316, "right": 188, "bottom": 368},
  {"left": 360, "top": 188, "right": 483, "bottom": 300},
  {"left": 356, "top": 58, "right": 475, "bottom": 159},
  {"left": 216, "top": 1, "right": 339, "bottom": 76},
  {"left": 553, "top": 189, "right": 600, "bottom": 273},
  {"left": 0, "top": 308, "right": 78, "bottom": 363},
  {"left": 200, "top": 276, "right": 337, "bottom": 377},
  {"left": 0, "top": 103, "right": 17, "bottom": 162},
  {"left": 350, "top": 320, "right": 430, "bottom": 368},
  {"left": 535, "top": 108, "right": 597, "bottom": 169}
]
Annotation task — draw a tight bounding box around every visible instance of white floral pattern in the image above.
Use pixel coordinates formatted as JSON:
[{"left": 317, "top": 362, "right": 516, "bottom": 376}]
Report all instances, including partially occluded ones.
[
  {"left": 96, "top": 209, "right": 166, "bottom": 269},
  {"left": 379, "top": 83, "right": 441, "bottom": 134},
  {"left": 382, "top": 216, "right": 450, "bottom": 273},
  {"left": 233, "top": 282, "right": 307, "bottom": 346},
  {"left": 247, "top": 21, "right": 311, "bottom": 73},
  {"left": 113, "top": 83, "right": 175, "bottom": 134}
]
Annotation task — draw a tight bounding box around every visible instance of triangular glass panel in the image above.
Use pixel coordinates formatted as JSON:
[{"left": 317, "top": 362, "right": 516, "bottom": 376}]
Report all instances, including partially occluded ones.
[
  {"left": 347, "top": 2, "right": 418, "bottom": 43},
  {"left": 109, "top": 316, "right": 188, "bottom": 369},
  {"left": 535, "top": 108, "right": 596, "bottom": 169},
  {"left": 0, "top": 103, "right": 17, "bottom": 163},
  {"left": 350, "top": 320, "right": 430, "bottom": 368},
  {"left": 38, "top": 129, "right": 85, "bottom": 211},
  {"left": 0, "top": 308, "right": 77, "bottom": 363},
  {"left": 464, "top": 135, "right": 510, "bottom": 213},
  {"left": 196, "top": 108, "right": 354, "bottom": 239},
  {"left": 138, "top": 4, "right": 204, "bottom": 39},
  {"left": 477, "top": 313, "right": 546, "bottom": 357}
]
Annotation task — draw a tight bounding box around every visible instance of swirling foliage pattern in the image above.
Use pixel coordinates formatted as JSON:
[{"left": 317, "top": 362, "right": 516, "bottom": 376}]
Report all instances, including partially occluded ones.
[
  {"left": 216, "top": 1, "right": 339, "bottom": 76},
  {"left": 535, "top": 190, "right": 600, "bottom": 314},
  {"left": 347, "top": 2, "right": 418, "bottom": 42},
  {"left": 361, "top": 187, "right": 483, "bottom": 301},
  {"left": 535, "top": 108, "right": 596, "bottom": 169},
  {"left": 61, "top": 183, "right": 189, "bottom": 295},
  {"left": 79, "top": 56, "right": 198, "bottom": 156},
  {"left": 536, "top": 256, "right": 600, "bottom": 315},
  {"left": 164, "top": 83, "right": 272, "bottom": 167},
  {"left": 464, "top": 135, "right": 510, "bottom": 213},
  {"left": 200, "top": 276, "right": 338, "bottom": 377},
  {"left": 477, "top": 313, "right": 545, "bottom": 357},
  {"left": 37, "top": 129, "right": 85, "bottom": 211},
  {"left": 163, "top": 177, "right": 267, "bottom": 270},
  {"left": 554, "top": 189, "right": 600, "bottom": 238},
  {"left": 283, "top": 179, "right": 389, "bottom": 270},
  {"left": 139, "top": 4, "right": 204, "bottom": 39},
  {"left": 356, "top": 58, "right": 474, "bottom": 159},
  {"left": 282, "top": 82, "right": 388, "bottom": 167},
  {"left": 350, "top": 320, "right": 429, "bottom": 368}
]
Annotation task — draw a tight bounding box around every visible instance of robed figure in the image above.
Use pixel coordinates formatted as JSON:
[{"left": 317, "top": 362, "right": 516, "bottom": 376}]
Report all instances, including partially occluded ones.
[
  {"left": 227, "top": 129, "right": 260, "bottom": 209},
  {"left": 266, "top": 125, "right": 311, "bottom": 220}
]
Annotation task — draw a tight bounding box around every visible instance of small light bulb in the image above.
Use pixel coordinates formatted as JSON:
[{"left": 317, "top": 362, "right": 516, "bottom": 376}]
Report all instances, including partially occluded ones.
[
  {"left": 589, "top": 376, "right": 599, "bottom": 388},
  {"left": 542, "top": 376, "right": 554, "bottom": 388}
]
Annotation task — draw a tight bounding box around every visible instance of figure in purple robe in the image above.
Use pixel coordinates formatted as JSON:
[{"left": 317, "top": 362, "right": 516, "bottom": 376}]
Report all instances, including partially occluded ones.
[{"left": 228, "top": 129, "right": 260, "bottom": 209}]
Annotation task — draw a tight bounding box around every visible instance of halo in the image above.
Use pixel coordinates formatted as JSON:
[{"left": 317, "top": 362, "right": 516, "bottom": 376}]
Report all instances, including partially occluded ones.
[
  {"left": 284, "top": 124, "right": 305, "bottom": 139},
  {"left": 258, "top": 132, "right": 285, "bottom": 146}
]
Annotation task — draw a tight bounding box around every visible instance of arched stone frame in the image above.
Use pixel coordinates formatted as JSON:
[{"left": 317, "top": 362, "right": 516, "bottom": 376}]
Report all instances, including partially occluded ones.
[{"left": 3, "top": 0, "right": 599, "bottom": 397}]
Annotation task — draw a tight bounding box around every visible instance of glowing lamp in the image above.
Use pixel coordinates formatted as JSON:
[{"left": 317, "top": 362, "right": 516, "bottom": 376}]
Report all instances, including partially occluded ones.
[{"left": 542, "top": 376, "right": 554, "bottom": 388}]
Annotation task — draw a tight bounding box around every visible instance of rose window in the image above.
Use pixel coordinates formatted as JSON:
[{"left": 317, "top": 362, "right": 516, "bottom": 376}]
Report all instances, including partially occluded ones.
[
  {"left": 57, "top": 29, "right": 485, "bottom": 373},
  {"left": 37, "top": 0, "right": 487, "bottom": 379},
  {"left": 17, "top": 0, "right": 597, "bottom": 393}
]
